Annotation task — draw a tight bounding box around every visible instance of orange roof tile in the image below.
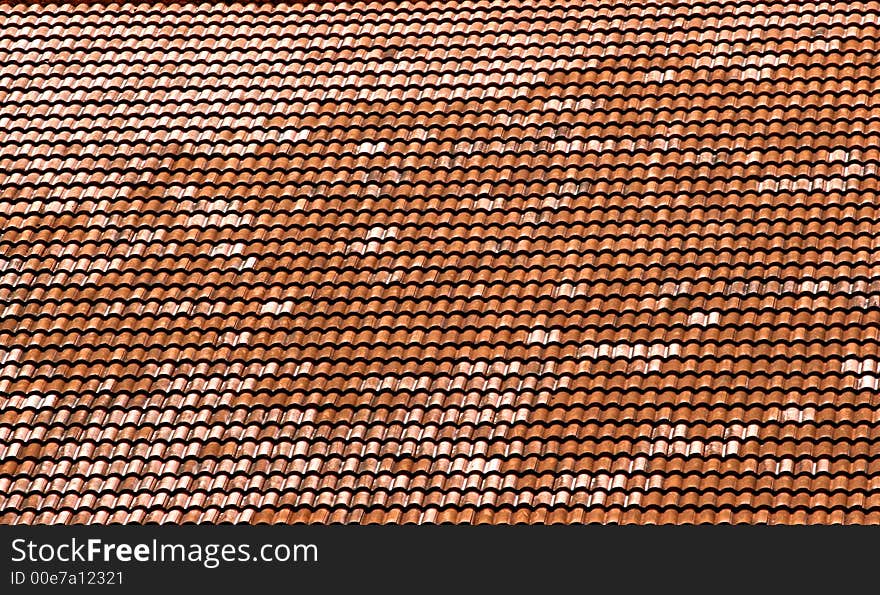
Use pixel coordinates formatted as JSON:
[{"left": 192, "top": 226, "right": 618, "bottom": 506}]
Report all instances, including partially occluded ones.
[{"left": 2, "top": 0, "right": 880, "bottom": 524}]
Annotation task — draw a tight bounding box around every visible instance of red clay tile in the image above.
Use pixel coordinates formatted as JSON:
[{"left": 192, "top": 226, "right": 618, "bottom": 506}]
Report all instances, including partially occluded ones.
[{"left": 1, "top": 0, "right": 879, "bottom": 525}]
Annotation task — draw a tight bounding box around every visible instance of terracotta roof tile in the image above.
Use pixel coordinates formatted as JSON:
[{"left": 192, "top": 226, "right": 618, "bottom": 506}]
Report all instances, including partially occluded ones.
[{"left": 3, "top": 0, "right": 880, "bottom": 524}]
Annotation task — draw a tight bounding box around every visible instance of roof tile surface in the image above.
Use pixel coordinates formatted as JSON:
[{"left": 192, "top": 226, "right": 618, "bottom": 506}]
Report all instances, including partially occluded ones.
[{"left": 2, "top": 0, "right": 880, "bottom": 523}]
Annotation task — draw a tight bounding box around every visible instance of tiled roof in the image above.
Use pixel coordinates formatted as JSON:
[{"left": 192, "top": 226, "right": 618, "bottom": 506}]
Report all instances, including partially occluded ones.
[{"left": 2, "top": 0, "right": 880, "bottom": 524}]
